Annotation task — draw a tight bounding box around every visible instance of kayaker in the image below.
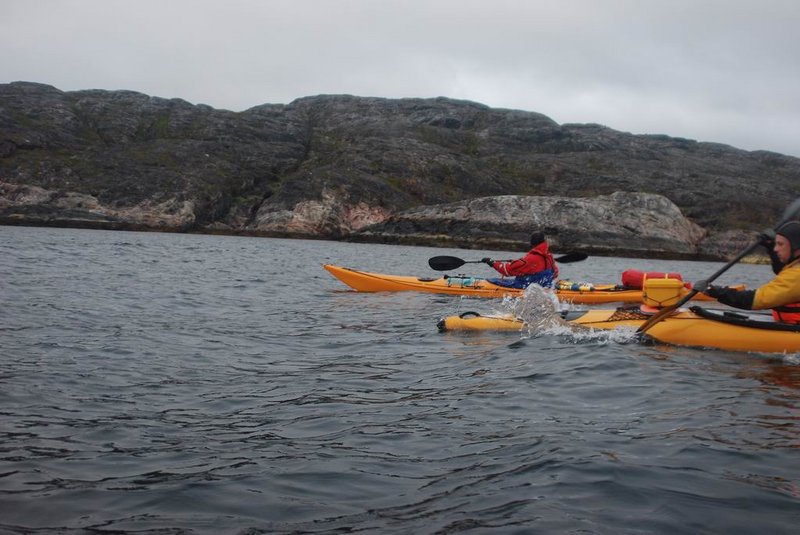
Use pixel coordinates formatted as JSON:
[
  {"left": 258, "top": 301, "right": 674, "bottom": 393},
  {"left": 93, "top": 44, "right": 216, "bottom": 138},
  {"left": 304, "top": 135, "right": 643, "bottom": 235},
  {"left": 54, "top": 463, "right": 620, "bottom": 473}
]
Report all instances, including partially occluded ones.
[
  {"left": 698, "top": 221, "right": 800, "bottom": 324},
  {"left": 480, "top": 231, "right": 559, "bottom": 289}
]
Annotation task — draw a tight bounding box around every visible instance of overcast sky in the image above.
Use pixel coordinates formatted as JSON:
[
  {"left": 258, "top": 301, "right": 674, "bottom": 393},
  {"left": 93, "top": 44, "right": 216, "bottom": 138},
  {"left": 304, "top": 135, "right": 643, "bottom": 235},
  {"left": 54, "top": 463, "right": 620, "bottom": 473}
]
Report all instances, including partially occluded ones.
[{"left": 3, "top": 0, "right": 800, "bottom": 156}]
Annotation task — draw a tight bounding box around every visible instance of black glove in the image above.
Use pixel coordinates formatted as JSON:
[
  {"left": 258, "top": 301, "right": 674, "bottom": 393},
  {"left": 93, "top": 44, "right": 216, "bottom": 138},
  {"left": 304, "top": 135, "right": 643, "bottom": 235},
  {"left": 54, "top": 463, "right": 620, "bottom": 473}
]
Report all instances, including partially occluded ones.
[
  {"left": 481, "top": 257, "right": 493, "bottom": 265},
  {"left": 694, "top": 280, "right": 726, "bottom": 298},
  {"left": 704, "top": 285, "right": 726, "bottom": 299},
  {"left": 758, "top": 229, "right": 776, "bottom": 249}
]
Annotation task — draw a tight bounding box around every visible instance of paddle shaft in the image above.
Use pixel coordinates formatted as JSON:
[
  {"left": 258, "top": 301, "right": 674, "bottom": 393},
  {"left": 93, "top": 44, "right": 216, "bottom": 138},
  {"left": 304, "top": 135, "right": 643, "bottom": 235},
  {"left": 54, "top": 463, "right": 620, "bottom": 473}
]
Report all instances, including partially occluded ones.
[{"left": 428, "top": 252, "right": 587, "bottom": 271}]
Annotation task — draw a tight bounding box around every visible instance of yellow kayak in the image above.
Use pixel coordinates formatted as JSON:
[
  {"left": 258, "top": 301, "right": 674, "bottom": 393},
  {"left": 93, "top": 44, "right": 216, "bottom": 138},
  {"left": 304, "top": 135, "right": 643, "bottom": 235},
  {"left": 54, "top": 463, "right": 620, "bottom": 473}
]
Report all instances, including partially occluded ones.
[
  {"left": 437, "top": 306, "right": 800, "bottom": 354},
  {"left": 323, "top": 264, "right": 737, "bottom": 304}
]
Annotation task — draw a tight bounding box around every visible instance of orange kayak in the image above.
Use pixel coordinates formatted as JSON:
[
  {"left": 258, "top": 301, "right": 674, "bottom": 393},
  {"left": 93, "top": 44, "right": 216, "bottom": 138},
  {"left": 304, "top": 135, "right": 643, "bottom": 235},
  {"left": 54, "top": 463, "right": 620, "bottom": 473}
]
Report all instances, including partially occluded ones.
[
  {"left": 436, "top": 306, "right": 800, "bottom": 354},
  {"left": 323, "top": 264, "right": 738, "bottom": 304}
]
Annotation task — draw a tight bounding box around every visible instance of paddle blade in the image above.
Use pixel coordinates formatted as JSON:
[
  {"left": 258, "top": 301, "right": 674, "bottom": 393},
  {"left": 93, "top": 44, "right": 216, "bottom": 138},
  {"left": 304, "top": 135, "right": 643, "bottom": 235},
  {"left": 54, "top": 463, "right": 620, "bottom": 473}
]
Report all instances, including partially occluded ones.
[
  {"left": 555, "top": 252, "right": 588, "bottom": 263},
  {"left": 428, "top": 255, "right": 466, "bottom": 271}
]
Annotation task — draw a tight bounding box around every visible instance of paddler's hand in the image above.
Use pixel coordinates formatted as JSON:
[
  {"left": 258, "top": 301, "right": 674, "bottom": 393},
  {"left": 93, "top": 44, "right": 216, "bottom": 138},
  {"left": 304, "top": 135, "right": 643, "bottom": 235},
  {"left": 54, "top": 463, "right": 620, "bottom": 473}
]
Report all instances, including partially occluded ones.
[
  {"left": 481, "top": 257, "right": 493, "bottom": 266},
  {"left": 694, "top": 280, "right": 724, "bottom": 298},
  {"left": 704, "top": 285, "right": 726, "bottom": 299},
  {"left": 758, "top": 229, "right": 776, "bottom": 249}
]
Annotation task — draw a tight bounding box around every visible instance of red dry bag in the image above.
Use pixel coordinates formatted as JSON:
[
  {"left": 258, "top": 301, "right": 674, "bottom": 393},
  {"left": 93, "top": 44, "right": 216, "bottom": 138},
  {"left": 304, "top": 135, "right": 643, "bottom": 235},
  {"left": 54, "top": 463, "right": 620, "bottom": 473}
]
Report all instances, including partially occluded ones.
[{"left": 621, "top": 269, "right": 683, "bottom": 289}]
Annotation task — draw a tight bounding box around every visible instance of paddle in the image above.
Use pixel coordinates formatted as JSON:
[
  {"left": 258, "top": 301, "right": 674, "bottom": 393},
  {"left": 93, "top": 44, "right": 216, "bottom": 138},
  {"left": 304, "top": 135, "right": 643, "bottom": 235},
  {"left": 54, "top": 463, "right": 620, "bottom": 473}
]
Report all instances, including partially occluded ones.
[
  {"left": 428, "top": 252, "right": 588, "bottom": 271},
  {"left": 636, "top": 197, "right": 800, "bottom": 335}
]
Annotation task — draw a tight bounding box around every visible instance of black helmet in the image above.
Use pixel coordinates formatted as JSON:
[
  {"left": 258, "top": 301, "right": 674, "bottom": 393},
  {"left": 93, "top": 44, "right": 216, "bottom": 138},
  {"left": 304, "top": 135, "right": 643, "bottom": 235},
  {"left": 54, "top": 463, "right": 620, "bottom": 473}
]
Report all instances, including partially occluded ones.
[
  {"left": 530, "top": 231, "right": 545, "bottom": 247},
  {"left": 776, "top": 221, "right": 800, "bottom": 251}
]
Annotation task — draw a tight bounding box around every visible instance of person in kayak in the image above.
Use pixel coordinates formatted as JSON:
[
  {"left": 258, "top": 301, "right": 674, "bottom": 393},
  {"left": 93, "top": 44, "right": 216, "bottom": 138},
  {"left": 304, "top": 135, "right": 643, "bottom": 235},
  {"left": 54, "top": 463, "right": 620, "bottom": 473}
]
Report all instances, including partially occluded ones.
[
  {"left": 480, "top": 231, "right": 559, "bottom": 289},
  {"left": 698, "top": 220, "right": 800, "bottom": 324}
]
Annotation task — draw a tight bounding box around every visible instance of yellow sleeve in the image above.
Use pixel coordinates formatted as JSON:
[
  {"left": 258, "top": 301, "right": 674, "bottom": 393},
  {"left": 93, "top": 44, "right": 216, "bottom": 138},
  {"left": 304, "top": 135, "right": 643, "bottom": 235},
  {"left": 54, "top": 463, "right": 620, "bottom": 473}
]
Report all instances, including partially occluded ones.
[{"left": 753, "top": 264, "right": 800, "bottom": 309}]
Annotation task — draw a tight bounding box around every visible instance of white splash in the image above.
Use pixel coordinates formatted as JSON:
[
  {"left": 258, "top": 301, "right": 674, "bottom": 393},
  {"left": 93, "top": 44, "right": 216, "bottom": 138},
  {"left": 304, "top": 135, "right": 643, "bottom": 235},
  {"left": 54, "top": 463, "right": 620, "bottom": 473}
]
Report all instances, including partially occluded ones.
[
  {"left": 503, "top": 284, "right": 562, "bottom": 331},
  {"left": 557, "top": 325, "right": 640, "bottom": 345},
  {"left": 497, "top": 284, "right": 639, "bottom": 345},
  {"left": 783, "top": 352, "right": 800, "bottom": 365}
]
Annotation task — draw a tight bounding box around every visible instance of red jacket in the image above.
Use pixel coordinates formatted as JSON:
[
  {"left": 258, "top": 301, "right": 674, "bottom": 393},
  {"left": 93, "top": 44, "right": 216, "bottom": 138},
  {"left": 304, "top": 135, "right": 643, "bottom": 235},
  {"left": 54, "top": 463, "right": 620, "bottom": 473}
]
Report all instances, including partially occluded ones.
[{"left": 490, "top": 242, "right": 559, "bottom": 278}]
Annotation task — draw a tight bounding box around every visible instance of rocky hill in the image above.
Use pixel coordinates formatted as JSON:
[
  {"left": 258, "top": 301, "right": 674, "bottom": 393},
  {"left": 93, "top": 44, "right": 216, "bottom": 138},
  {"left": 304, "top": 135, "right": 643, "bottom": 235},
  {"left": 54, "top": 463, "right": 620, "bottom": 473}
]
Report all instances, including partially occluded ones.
[{"left": 2, "top": 81, "right": 799, "bottom": 259}]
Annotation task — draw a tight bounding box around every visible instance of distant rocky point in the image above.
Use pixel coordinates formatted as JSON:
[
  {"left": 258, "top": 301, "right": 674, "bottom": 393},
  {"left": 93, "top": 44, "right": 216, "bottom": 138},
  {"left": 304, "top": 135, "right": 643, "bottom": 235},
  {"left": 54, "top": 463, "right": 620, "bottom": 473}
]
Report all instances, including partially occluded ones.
[{"left": 2, "top": 81, "right": 799, "bottom": 260}]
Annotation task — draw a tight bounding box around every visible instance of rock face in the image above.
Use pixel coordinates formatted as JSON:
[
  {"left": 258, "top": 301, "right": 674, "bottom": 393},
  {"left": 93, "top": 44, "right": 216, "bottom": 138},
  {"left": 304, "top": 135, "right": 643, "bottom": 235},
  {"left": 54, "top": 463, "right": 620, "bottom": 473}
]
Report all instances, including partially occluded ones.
[
  {"left": 353, "top": 192, "right": 708, "bottom": 259},
  {"left": 2, "top": 81, "right": 800, "bottom": 259},
  {"left": 0, "top": 181, "right": 195, "bottom": 231},
  {"left": 249, "top": 187, "right": 394, "bottom": 239}
]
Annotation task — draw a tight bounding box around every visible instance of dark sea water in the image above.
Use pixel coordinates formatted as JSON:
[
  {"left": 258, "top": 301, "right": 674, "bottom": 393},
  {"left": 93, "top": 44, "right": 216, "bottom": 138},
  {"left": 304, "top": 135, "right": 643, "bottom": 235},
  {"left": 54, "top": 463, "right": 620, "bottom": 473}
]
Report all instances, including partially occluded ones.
[{"left": 2, "top": 225, "right": 800, "bottom": 534}]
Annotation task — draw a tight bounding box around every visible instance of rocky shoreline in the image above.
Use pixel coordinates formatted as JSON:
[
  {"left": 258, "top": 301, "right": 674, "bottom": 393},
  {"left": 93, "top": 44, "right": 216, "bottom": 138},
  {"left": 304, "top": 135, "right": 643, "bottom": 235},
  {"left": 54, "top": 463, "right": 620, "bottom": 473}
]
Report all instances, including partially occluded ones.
[
  {"left": 0, "top": 180, "right": 764, "bottom": 261},
  {"left": 2, "top": 82, "right": 798, "bottom": 262}
]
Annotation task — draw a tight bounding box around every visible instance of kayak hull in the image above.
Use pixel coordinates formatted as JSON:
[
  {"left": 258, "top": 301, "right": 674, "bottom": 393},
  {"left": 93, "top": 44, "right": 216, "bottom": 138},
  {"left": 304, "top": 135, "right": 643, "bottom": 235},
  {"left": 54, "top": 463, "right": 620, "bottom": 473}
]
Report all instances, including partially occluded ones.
[
  {"left": 437, "top": 307, "right": 800, "bottom": 354},
  {"left": 324, "top": 264, "right": 730, "bottom": 304}
]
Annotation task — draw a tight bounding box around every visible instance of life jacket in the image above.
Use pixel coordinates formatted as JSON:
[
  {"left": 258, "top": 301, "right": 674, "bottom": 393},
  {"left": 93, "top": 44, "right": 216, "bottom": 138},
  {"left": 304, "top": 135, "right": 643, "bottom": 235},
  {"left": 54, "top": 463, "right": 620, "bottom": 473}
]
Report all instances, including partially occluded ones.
[
  {"left": 772, "top": 305, "right": 800, "bottom": 324},
  {"left": 761, "top": 257, "right": 800, "bottom": 324},
  {"left": 488, "top": 242, "right": 558, "bottom": 289}
]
